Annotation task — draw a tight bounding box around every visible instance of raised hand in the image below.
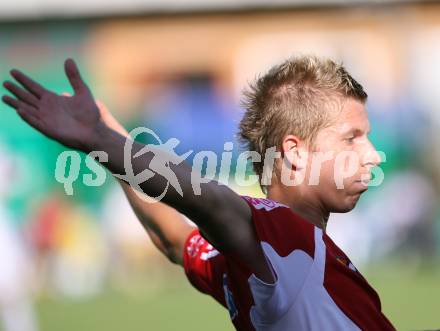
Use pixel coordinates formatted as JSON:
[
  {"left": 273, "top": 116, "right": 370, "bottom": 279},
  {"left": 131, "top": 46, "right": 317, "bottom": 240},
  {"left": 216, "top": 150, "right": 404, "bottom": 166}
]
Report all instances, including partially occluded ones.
[{"left": 2, "top": 59, "right": 102, "bottom": 152}]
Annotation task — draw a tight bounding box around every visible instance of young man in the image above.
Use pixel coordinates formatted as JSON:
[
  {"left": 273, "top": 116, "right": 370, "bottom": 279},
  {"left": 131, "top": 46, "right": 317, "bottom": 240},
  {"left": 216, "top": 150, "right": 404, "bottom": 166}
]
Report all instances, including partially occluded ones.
[{"left": 2, "top": 55, "right": 395, "bottom": 330}]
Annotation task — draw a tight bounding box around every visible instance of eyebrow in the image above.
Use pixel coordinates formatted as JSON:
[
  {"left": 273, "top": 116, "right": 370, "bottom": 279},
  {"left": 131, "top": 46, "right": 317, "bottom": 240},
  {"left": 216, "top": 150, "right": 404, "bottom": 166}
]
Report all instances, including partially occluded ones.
[
  {"left": 346, "top": 128, "right": 363, "bottom": 136},
  {"left": 345, "top": 128, "right": 371, "bottom": 136}
]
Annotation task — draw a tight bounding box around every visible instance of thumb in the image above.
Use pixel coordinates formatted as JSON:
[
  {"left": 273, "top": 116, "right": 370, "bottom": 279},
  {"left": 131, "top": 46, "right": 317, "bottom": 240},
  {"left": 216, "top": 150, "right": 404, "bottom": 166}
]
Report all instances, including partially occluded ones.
[{"left": 64, "top": 58, "right": 87, "bottom": 94}]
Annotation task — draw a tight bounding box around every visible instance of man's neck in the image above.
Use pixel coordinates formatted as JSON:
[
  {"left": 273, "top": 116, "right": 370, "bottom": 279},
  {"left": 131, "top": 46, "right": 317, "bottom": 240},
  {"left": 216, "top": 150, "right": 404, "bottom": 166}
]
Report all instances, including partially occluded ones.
[{"left": 266, "top": 186, "right": 329, "bottom": 230}]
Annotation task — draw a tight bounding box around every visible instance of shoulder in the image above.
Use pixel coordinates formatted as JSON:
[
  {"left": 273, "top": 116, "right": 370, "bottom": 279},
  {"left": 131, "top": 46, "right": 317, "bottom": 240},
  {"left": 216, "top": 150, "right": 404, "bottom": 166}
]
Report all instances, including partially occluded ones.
[{"left": 241, "top": 196, "right": 315, "bottom": 259}]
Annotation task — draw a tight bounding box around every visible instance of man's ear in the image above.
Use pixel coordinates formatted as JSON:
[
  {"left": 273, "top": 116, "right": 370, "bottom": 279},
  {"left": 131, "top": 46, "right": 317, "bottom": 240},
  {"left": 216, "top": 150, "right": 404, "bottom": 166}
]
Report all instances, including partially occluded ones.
[{"left": 281, "top": 135, "right": 304, "bottom": 170}]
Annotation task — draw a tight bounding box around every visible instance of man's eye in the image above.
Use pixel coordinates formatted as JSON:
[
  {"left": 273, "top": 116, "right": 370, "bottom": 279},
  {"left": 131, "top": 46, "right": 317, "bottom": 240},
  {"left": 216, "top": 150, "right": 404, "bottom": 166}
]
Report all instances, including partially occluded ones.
[{"left": 346, "top": 137, "right": 355, "bottom": 143}]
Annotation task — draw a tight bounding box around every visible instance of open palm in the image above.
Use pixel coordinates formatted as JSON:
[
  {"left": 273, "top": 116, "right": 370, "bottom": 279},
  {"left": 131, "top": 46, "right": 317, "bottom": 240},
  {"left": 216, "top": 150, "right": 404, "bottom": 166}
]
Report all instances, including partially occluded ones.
[{"left": 2, "top": 59, "right": 101, "bottom": 152}]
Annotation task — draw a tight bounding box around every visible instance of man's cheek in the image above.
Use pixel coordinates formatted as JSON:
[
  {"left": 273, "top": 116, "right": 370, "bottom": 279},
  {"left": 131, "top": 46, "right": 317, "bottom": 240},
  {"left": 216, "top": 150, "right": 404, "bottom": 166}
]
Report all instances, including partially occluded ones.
[
  {"left": 313, "top": 163, "right": 334, "bottom": 189},
  {"left": 333, "top": 151, "right": 359, "bottom": 189},
  {"left": 307, "top": 152, "right": 334, "bottom": 186}
]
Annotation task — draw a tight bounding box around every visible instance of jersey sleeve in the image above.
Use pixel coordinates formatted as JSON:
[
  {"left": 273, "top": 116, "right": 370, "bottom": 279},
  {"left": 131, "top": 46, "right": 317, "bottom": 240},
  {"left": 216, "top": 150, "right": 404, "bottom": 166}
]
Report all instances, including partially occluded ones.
[{"left": 183, "top": 228, "right": 227, "bottom": 307}]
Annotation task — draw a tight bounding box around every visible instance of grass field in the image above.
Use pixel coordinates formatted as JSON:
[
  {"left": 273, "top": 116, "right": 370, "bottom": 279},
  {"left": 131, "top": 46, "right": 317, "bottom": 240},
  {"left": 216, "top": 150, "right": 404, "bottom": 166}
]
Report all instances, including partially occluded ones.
[
  {"left": 365, "top": 263, "right": 440, "bottom": 330},
  {"left": 34, "top": 263, "right": 440, "bottom": 331},
  {"left": 36, "top": 277, "right": 233, "bottom": 331}
]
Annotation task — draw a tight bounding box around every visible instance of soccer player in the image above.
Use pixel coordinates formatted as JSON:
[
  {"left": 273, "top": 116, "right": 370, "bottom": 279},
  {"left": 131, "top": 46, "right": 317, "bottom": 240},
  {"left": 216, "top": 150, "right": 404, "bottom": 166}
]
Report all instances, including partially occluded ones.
[{"left": 2, "top": 55, "right": 396, "bottom": 330}]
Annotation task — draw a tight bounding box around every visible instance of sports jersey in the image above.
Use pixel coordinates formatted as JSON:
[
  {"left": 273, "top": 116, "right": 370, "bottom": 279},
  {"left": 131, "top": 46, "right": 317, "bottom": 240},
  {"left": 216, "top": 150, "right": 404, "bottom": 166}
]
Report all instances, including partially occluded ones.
[{"left": 183, "top": 196, "right": 395, "bottom": 331}]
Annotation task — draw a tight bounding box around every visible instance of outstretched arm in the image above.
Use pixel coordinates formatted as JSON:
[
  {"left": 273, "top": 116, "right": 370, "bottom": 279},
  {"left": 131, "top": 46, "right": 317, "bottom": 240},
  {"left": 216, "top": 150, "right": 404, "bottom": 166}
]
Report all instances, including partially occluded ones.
[
  {"left": 97, "top": 99, "right": 194, "bottom": 266},
  {"left": 120, "top": 181, "right": 194, "bottom": 265},
  {"left": 2, "top": 59, "right": 274, "bottom": 283}
]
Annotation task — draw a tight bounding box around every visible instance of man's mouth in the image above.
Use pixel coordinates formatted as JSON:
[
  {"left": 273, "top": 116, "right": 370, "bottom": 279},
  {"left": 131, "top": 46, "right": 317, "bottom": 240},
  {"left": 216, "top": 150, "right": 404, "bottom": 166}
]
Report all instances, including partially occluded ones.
[
  {"left": 359, "top": 174, "right": 372, "bottom": 186},
  {"left": 354, "top": 179, "right": 369, "bottom": 193}
]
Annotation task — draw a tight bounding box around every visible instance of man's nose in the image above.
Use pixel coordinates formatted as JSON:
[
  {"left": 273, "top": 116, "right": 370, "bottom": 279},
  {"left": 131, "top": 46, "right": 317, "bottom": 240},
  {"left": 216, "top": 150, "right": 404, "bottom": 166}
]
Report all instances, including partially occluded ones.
[{"left": 362, "top": 141, "right": 382, "bottom": 167}]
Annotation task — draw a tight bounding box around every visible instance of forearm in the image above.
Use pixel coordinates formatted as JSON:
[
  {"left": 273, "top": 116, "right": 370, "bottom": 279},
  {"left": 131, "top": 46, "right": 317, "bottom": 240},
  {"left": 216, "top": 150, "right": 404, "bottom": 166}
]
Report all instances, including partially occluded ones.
[
  {"left": 118, "top": 179, "right": 194, "bottom": 265},
  {"left": 94, "top": 125, "right": 177, "bottom": 199},
  {"left": 94, "top": 124, "right": 192, "bottom": 206}
]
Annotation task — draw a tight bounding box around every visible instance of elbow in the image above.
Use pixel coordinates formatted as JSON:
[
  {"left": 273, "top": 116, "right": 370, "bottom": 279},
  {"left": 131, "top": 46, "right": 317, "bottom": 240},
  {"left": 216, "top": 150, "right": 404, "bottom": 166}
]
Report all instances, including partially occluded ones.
[{"left": 163, "top": 244, "right": 183, "bottom": 265}]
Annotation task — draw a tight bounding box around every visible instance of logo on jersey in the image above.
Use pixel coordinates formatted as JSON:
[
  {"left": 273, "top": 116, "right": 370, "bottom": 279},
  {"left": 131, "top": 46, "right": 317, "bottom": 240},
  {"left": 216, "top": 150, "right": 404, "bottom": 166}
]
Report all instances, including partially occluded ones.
[
  {"left": 187, "top": 234, "right": 205, "bottom": 258},
  {"left": 201, "top": 247, "right": 220, "bottom": 261},
  {"left": 242, "top": 196, "right": 289, "bottom": 211},
  {"left": 223, "top": 274, "right": 238, "bottom": 320},
  {"left": 187, "top": 234, "right": 220, "bottom": 260}
]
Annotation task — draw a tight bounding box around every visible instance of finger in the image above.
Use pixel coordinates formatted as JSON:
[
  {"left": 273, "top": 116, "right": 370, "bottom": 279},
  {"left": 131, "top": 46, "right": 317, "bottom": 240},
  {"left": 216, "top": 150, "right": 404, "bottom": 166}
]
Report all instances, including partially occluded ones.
[
  {"left": 2, "top": 95, "right": 19, "bottom": 109},
  {"left": 10, "top": 69, "right": 48, "bottom": 98},
  {"left": 16, "top": 107, "right": 42, "bottom": 131},
  {"left": 64, "top": 58, "right": 87, "bottom": 94},
  {"left": 2, "top": 96, "right": 41, "bottom": 129},
  {"left": 61, "top": 92, "right": 72, "bottom": 97},
  {"left": 3, "top": 81, "right": 40, "bottom": 108},
  {"left": 2, "top": 95, "right": 39, "bottom": 118}
]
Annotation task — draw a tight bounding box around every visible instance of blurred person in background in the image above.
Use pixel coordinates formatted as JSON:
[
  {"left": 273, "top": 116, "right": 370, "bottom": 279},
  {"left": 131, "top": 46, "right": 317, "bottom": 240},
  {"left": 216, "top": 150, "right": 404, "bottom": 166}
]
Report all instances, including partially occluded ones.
[
  {"left": 28, "top": 193, "right": 106, "bottom": 299},
  {"left": 0, "top": 143, "right": 38, "bottom": 331},
  {"left": 27, "top": 192, "right": 65, "bottom": 295},
  {"left": 51, "top": 203, "right": 106, "bottom": 298},
  {"left": 1, "top": 54, "right": 396, "bottom": 330}
]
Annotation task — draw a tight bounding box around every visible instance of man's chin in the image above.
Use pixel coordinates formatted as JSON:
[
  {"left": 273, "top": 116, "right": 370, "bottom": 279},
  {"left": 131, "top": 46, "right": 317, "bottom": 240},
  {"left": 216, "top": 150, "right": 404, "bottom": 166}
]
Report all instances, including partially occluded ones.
[{"left": 331, "top": 194, "right": 362, "bottom": 213}]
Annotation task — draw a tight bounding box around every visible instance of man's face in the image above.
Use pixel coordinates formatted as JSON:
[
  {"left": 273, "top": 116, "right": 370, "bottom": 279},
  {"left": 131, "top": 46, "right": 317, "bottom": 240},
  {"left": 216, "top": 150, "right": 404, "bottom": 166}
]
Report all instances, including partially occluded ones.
[{"left": 304, "top": 98, "right": 381, "bottom": 213}]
